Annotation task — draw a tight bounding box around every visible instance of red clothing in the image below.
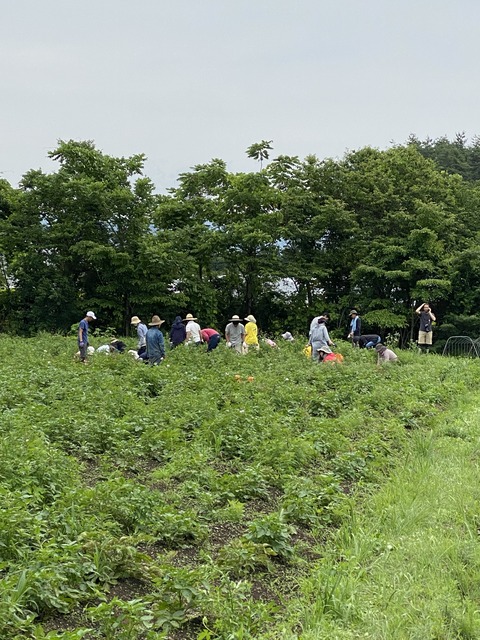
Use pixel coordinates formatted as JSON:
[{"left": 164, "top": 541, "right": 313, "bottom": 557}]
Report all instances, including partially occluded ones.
[
  {"left": 323, "top": 353, "right": 337, "bottom": 362},
  {"left": 200, "top": 328, "right": 219, "bottom": 342}
]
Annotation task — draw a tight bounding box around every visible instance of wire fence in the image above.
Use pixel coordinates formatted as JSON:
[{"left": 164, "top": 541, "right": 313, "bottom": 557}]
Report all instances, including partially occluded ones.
[{"left": 442, "top": 336, "right": 480, "bottom": 358}]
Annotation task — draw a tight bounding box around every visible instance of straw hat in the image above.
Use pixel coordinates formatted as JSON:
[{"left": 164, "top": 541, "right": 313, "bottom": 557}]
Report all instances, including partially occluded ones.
[
  {"left": 229, "top": 315, "right": 242, "bottom": 322},
  {"left": 148, "top": 315, "right": 165, "bottom": 326},
  {"left": 130, "top": 315, "right": 141, "bottom": 325},
  {"left": 244, "top": 314, "right": 256, "bottom": 323},
  {"left": 349, "top": 309, "right": 358, "bottom": 316},
  {"left": 183, "top": 313, "right": 197, "bottom": 321}
]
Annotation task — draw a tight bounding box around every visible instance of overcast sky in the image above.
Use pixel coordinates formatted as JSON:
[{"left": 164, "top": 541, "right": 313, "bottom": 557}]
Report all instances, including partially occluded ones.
[{"left": 2, "top": 1, "right": 479, "bottom": 190}]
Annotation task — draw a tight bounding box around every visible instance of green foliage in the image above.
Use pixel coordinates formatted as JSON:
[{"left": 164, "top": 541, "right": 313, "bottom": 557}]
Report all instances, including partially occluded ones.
[
  {"left": 2, "top": 137, "right": 480, "bottom": 338},
  {"left": 0, "top": 333, "right": 479, "bottom": 638}
]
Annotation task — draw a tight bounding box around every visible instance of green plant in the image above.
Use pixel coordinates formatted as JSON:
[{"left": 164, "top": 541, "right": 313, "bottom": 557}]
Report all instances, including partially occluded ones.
[{"left": 244, "top": 511, "right": 296, "bottom": 560}]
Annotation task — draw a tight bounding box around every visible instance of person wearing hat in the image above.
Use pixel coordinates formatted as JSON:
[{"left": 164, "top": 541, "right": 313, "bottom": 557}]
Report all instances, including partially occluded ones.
[
  {"left": 347, "top": 310, "right": 361, "bottom": 346},
  {"left": 244, "top": 314, "right": 259, "bottom": 352},
  {"left": 146, "top": 315, "right": 165, "bottom": 365},
  {"left": 317, "top": 345, "right": 337, "bottom": 363},
  {"left": 375, "top": 343, "right": 398, "bottom": 365},
  {"left": 308, "top": 316, "right": 334, "bottom": 362},
  {"left": 169, "top": 315, "right": 187, "bottom": 349},
  {"left": 77, "top": 311, "right": 96, "bottom": 363},
  {"left": 225, "top": 315, "right": 245, "bottom": 354},
  {"left": 130, "top": 316, "right": 148, "bottom": 357},
  {"left": 281, "top": 331, "right": 294, "bottom": 342},
  {"left": 183, "top": 313, "right": 202, "bottom": 346}
]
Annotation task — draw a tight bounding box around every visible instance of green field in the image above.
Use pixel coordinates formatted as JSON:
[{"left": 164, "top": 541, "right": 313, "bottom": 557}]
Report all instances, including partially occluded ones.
[{"left": 1, "top": 335, "right": 479, "bottom": 639}]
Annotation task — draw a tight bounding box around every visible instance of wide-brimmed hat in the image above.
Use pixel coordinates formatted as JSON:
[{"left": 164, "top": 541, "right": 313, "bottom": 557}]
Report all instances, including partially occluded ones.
[
  {"left": 349, "top": 309, "right": 358, "bottom": 316},
  {"left": 229, "top": 315, "right": 242, "bottom": 322},
  {"left": 317, "top": 345, "right": 332, "bottom": 354},
  {"left": 245, "top": 314, "right": 256, "bottom": 323},
  {"left": 183, "top": 313, "right": 197, "bottom": 321},
  {"left": 149, "top": 315, "right": 165, "bottom": 326},
  {"left": 130, "top": 315, "right": 141, "bottom": 325}
]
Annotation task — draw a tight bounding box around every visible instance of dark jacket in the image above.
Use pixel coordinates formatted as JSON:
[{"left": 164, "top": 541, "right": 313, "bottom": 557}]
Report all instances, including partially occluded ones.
[{"left": 169, "top": 316, "right": 186, "bottom": 346}]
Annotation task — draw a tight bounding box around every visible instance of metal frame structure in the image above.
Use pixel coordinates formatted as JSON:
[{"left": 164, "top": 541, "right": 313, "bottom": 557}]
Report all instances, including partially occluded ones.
[{"left": 442, "top": 336, "right": 480, "bottom": 358}]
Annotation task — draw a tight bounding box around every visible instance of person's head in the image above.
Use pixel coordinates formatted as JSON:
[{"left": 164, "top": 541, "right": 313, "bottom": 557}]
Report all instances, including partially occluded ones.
[
  {"left": 317, "top": 316, "right": 326, "bottom": 324},
  {"left": 149, "top": 315, "right": 165, "bottom": 328},
  {"left": 423, "top": 303, "right": 430, "bottom": 312},
  {"left": 230, "top": 314, "right": 241, "bottom": 326},
  {"left": 183, "top": 313, "right": 197, "bottom": 323},
  {"left": 245, "top": 315, "right": 256, "bottom": 324},
  {"left": 317, "top": 345, "right": 332, "bottom": 361},
  {"left": 349, "top": 309, "right": 358, "bottom": 317},
  {"left": 85, "top": 311, "right": 96, "bottom": 323},
  {"left": 375, "top": 344, "right": 387, "bottom": 355},
  {"left": 130, "top": 315, "right": 141, "bottom": 326}
]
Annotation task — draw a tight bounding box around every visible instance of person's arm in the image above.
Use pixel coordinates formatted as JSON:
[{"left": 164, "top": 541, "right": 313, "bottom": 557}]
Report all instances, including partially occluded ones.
[
  {"left": 415, "top": 303, "right": 425, "bottom": 314},
  {"left": 429, "top": 310, "right": 436, "bottom": 321},
  {"left": 324, "top": 326, "right": 333, "bottom": 346},
  {"left": 78, "top": 323, "right": 84, "bottom": 345}
]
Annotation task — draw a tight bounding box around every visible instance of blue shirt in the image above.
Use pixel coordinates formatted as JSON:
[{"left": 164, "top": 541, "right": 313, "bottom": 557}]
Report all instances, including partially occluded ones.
[
  {"left": 136, "top": 322, "right": 148, "bottom": 348},
  {"left": 350, "top": 316, "right": 361, "bottom": 335},
  {"left": 146, "top": 327, "right": 165, "bottom": 364},
  {"left": 78, "top": 319, "right": 88, "bottom": 345}
]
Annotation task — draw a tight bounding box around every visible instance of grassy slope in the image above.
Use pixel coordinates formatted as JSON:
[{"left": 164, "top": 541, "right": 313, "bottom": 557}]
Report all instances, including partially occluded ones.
[
  {"left": 274, "top": 371, "right": 480, "bottom": 639},
  {"left": 0, "top": 334, "right": 479, "bottom": 639}
]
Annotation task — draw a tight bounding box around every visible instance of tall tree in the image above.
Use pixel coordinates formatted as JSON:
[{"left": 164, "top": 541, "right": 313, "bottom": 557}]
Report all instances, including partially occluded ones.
[{"left": 2, "top": 141, "right": 158, "bottom": 333}]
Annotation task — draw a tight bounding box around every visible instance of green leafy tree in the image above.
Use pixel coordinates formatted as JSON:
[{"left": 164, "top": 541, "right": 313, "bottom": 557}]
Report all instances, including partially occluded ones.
[
  {"left": 246, "top": 140, "right": 273, "bottom": 169},
  {"left": 2, "top": 141, "right": 158, "bottom": 333}
]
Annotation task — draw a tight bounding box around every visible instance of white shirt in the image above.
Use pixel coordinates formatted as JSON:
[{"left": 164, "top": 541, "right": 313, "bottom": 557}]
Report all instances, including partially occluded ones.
[{"left": 186, "top": 320, "right": 201, "bottom": 344}]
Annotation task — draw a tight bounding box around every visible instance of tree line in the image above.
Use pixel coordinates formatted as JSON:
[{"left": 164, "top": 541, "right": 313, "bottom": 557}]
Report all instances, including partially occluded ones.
[{"left": 1, "top": 135, "right": 480, "bottom": 348}]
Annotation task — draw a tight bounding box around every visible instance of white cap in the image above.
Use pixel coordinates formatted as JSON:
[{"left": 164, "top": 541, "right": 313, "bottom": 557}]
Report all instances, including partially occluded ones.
[{"left": 86, "top": 311, "right": 96, "bottom": 319}]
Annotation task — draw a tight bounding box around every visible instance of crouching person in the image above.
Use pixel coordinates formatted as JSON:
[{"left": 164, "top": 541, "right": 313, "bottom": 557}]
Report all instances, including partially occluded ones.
[
  {"left": 317, "top": 345, "right": 344, "bottom": 364},
  {"left": 375, "top": 343, "right": 398, "bottom": 365}
]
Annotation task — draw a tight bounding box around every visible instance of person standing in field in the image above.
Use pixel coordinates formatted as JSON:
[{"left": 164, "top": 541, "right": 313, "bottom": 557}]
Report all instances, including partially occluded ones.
[
  {"left": 309, "top": 316, "right": 334, "bottom": 362},
  {"left": 225, "top": 315, "right": 245, "bottom": 354},
  {"left": 146, "top": 315, "right": 165, "bottom": 365},
  {"left": 347, "top": 309, "right": 361, "bottom": 345},
  {"left": 77, "top": 311, "right": 96, "bottom": 363},
  {"left": 200, "top": 327, "right": 221, "bottom": 352},
  {"left": 170, "top": 315, "right": 186, "bottom": 349},
  {"left": 244, "top": 315, "right": 259, "bottom": 352},
  {"left": 184, "top": 313, "right": 202, "bottom": 346},
  {"left": 130, "top": 316, "right": 147, "bottom": 357},
  {"left": 310, "top": 311, "right": 330, "bottom": 333},
  {"left": 416, "top": 302, "right": 436, "bottom": 354}
]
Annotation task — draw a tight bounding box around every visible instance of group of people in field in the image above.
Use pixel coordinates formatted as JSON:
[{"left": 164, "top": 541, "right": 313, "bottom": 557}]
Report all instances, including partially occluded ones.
[
  {"left": 77, "top": 302, "right": 436, "bottom": 366},
  {"left": 127, "top": 312, "right": 262, "bottom": 365},
  {"left": 307, "top": 303, "right": 435, "bottom": 365},
  {"left": 77, "top": 311, "right": 266, "bottom": 365}
]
